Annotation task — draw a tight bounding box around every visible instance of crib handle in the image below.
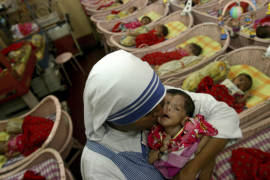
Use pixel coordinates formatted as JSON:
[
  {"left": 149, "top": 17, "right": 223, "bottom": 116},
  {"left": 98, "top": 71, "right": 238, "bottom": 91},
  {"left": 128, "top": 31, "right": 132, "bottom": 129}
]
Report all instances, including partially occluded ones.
[
  {"left": 221, "top": 0, "right": 257, "bottom": 17},
  {"left": 214, "top": 54, "right": 228, "bottom": 62}
]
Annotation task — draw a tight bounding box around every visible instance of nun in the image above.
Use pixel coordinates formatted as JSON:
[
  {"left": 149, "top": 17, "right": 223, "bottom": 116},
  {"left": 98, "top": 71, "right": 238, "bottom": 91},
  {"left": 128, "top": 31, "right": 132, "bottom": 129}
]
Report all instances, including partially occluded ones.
[{"left": 81, "top": 50, "right": 242, "bottom": 180}]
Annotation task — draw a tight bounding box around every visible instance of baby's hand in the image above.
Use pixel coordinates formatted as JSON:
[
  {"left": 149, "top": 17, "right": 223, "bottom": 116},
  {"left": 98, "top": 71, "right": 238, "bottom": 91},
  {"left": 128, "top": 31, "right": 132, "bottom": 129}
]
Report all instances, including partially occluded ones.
[
  {"left": 160, "top": 134, "right": 170, "bottom": 153},
  {"left": 148, "top": 150, "right": 160, "bottom": 164}
]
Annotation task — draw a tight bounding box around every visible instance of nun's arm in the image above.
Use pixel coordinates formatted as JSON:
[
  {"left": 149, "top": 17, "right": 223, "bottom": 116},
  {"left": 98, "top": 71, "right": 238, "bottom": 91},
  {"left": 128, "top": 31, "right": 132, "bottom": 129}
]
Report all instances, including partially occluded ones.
[{"left": 173, "top": 137, "right": 228, "bottom": 180}]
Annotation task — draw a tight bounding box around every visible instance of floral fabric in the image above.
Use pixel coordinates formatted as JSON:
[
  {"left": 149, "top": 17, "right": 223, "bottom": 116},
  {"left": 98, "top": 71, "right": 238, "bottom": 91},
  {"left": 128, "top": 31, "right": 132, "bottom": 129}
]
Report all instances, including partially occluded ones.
[{"left": 196, "top": 76, "right": 245, "bottom": 113}]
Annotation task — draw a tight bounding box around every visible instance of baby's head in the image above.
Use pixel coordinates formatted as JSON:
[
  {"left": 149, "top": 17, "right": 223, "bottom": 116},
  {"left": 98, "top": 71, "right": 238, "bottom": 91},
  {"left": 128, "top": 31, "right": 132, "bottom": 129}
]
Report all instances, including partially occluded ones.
[
  {"left": 158, "top": 89, "right": 195, "bottom": 128},
  {"left": 140, "top": 16, "right": 152, "bottom": 25},
  {"left": 232, "top": 73, "right": 252, "bottom": 92},
  {"left": 185, "top": 43, "right": 202, "bottom": 56},
  {"left": 117, "top": 0, "right": 123, "bottom": 4},
  {"left": 0, "top": 141, "right": 8, "bottom": 154},
  {"left": 256, "top": 26, "right": 270, "bottom": 39},
  {"left": 128, "top": 6, "right": 137, "bottom": 13},
  {"left": 154, "top": 24, "right": 169, "bottom": 37}
]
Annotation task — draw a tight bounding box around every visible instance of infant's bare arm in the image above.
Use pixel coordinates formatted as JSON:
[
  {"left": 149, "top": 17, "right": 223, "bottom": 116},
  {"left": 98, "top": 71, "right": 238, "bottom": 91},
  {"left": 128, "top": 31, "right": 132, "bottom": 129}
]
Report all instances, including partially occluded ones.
[{"left": 148, "top": 150, "right": 160, "bottom": 164}]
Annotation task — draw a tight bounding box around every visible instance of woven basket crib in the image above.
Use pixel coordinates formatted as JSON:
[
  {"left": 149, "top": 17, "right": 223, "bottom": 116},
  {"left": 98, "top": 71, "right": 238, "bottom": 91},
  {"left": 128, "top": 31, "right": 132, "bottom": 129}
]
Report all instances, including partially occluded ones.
[
  {"left": 212, "top": 121, "right": 270, "bottom": 180},
  {"left": 0, "top": 148, "right": 67, "bottom": 180},
  {"left": 169, "top": 0, "right": 218, "bottom": 13},
  {"left": 81, "top": 0, "right": 124, "bottom": 10},
  {"left": 109, "top": 9, "right": 194, "bottom": 52},
  {"left": 133, "top": 22, "right": 230, "bottom": 81},
  {"left": 0, "top": 95, "right": 73, "bottom": 175},
  {"left": 91, "top": 0, "right": 149, "bottom": 23},
  {"left": 57, "top": 110, "right": 73, "bottom": 160},
  {"left": 96, "top": 2, "right": 170, "bottom": 40},
  {"left": 226, "top": 5, "right": 270, "bottom": 49},
  {"left": 183, "top": 0, "right": 263, "bottom": 25},
  {"left": 80, "top": 0, "right": 105, "bottom": 7},
  {"left": 163, "top": 46, "right": 270, "bottom": 139},
  {"left": 83, "top": 0, "right": 135, "bottom": 16}
]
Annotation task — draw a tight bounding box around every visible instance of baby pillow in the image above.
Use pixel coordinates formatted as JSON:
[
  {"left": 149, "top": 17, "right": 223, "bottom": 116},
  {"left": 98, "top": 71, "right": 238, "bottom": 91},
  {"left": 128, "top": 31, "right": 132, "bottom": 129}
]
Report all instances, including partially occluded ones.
[
  {"left": 165, "top": 21, "right": 187, "bottom": 39},
  {"left": 228, "top": 64, "right": 270, "bottom": 108},
  {"left": 182, "top": 60, "right": 230, "bottom": 91}
]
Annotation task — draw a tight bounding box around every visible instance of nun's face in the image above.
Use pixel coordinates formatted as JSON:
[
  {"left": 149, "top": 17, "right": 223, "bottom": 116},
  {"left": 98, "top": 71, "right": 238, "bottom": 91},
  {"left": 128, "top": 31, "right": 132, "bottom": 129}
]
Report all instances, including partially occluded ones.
[
  {"left": 109, "top": 100, "right": 164, "bottom": 131},
  {"left": 130, "top": 101, "right": 164, "bottom": 130}
]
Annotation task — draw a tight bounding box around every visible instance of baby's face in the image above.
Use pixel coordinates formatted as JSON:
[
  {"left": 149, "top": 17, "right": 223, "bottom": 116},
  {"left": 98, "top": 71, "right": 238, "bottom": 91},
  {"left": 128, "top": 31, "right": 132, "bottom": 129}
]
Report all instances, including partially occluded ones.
[
  {"left": 158, "top": 94, "right": 187, "bottom": 128},
  {"left": 140, "top": 17, "right": 151, "bottom": 25},
  {"left": 0, "top": 141, "right": 8, "bottom": 154},
  {"left": 154, "top": 25, "right": 164, "bottom": 36},
  {"left": 233, "top": 75, "right": 251, "bottom": 91},
  {"left": 184, "top": 44, "right": 193, "bottom": 55},
  {"left": 128, "top": 7, "right": 136, "bottom": 13}
]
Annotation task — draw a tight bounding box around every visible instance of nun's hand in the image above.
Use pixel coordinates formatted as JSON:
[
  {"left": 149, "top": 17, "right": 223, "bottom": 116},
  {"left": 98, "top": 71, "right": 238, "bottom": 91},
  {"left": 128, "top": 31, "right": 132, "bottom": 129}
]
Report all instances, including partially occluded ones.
[{"left": 172, "top": 168, "right": 197, "bottom": 180}]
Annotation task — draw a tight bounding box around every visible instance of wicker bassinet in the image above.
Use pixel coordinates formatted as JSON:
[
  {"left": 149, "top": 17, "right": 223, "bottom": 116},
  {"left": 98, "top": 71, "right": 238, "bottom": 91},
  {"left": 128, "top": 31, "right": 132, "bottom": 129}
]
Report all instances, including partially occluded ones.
[
  {"left": 0, "top": 148, "right": 67, "bottom": 180},
  {"left": 133, "top": 22, "right": 230, "bottom": 81},
  {"left": 163, "top": 46, "right": 270, "bottom": 139},
  {"left": 109, "top": 9, "right": 194, "bottom": 52},
  {"left": 80, "top": 0, "right": 105, "bottom": 7},
  {"left": 0, "top": 95, "right": 73, "bottom": 175},
  {"left": 176, "top": 0, "right": 264, "bottom": 25},
  {"left": 57, "top": 110, "right": 73, "bottom": 160},
  {"left": 213, "top": 122, "right": 270, "bottom": 180},
  {"left": 169, "top": 0, "right": 218, "bottom": 12},
  {"left": 96, "top": 2, "right": 170, "bottom": 40},
  {"left": 226, "top": 5, "right": 270, "bottom": 49},
  {"left": 83, "top": 0, "right": 135, "bottom": 16},
  {"left": 81, "top": 0, "right": 121, "bottom": 9},
  {"left": 90, "top": 0, "right": 149, "bottom": 23}
]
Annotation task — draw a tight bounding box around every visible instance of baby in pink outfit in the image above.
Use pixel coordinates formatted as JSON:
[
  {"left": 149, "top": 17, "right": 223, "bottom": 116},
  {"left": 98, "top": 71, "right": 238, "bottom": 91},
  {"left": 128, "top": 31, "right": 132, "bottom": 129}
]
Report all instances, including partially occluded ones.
[{"left": 147, "top": 89, "right": 218, "bottom": 179}]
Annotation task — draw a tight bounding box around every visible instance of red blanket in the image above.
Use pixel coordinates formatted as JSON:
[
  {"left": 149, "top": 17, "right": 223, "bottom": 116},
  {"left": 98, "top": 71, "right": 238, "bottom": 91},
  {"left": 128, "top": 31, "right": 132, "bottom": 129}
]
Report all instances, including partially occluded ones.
[
  {"left": 141, "top": 49, "right": 189, "bottom": 65},
  {"left": 196, "top": 76, "right": 245, "bottom": 113},
  {"left": 135, "top": 30, "right": 165, "bottom": 48},
  {"left": 21, "top": 115, "right": 54, "bottom": 156},
  {"left": 231, "top": 148, "right": 270, "bottom": 180},
  {"left": 23, "top": 170, "right": 46, "bottom": 180}
]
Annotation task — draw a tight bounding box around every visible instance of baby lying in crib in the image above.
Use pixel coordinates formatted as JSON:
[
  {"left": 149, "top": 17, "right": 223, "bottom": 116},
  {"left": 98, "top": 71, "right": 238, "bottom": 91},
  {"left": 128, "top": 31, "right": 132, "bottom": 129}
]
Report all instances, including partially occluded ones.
[
  {"left": 156, "top": 44, "right": 203, "bottom": 76},
  {"left": 106, "top": 6, "right": 138, "bottom": 20},
  {"left": 112, "top": 16, "right": 152, "bottom": 32},
  {"left": 120, "top": 24, "right": 169, "bottom": 48},
  {"left": 140, "top": 43, "right": 203, "bottom": 76},
  {"left": 146, "top": 89, "right": 218, "bottom": 179},
  {"left": 196, "top": 73, "right": 253, "bottom": 113},
  {"left": 142, "top": 43, "right": 202, "bottom": 66},
  {"left": 0, "top": 116, "right": 54, "bottom": 168}
]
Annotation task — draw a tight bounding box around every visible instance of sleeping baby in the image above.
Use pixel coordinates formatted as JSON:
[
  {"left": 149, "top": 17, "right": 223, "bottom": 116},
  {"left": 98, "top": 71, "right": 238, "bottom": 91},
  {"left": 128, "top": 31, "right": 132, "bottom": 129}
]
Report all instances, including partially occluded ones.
[{"left": 197, "top": 73, "right": 253, "bottom": 113}]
